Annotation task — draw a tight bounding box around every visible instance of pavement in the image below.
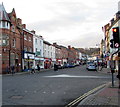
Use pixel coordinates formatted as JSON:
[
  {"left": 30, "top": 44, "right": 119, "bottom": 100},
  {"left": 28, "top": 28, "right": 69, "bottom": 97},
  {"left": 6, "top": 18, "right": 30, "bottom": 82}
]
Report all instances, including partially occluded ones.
[
  {"left": 3, "top": 68, "right": 53, "bottom": 76},
  {"left": 78, "top": 67, "right": 120, "bottom": 106}
]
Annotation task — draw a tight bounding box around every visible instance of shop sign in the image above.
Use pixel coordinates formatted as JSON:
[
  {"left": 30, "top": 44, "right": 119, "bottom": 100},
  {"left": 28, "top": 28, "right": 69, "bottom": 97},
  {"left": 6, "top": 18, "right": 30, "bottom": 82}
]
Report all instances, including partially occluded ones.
[
  {"left": 24, "top": 53, "right": 28, "bottom": 59},
  {"left": 28, "top": 54, "right": 34, "bottom": 59},
  {"left": 24, "top": 53, "right": 35, "bottom": 59},
  {"left": 35, "top": 57, "right": 40, "bottom": 60},
  {"left": 40, "top": 58, "right": 44, "bottom": 60},
  {"left": 52, "top": 58, "right": 56, "bottom": 61}
]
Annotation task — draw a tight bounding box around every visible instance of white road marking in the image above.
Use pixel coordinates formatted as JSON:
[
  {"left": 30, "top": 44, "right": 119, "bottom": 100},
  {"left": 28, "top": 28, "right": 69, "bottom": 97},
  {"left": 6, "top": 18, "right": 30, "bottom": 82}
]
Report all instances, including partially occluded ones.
[
  {"left": 44, "top": 74, "right": 109, "bottom": 78},
  {"left": 24, "top": 90, "right": 28, "bottom": 93},
  {"left": 52, "top": 92, "right": 55, "bottom": 94},
  {"left": 43, "top": 91, "right": 46, "bottom": 94}
]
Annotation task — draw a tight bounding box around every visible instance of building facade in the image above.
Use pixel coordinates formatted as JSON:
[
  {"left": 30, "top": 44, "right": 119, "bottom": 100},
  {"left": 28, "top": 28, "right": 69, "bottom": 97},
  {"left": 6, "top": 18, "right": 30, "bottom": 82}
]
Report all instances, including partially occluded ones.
[
  {"left": 22, "top": 25, "right": 35, "bottom": 71},
  {"left": 33, "top": 32, "right": 44, "bottom": 69},
  {"left": 43, "top": 41, "right": 52, "bottom": 69},
  {"left": 0, "top": 4, "right": 22, "bottom": 73},
  {"left": 102, "top": 11, "right": 120, "bottom": 71}
]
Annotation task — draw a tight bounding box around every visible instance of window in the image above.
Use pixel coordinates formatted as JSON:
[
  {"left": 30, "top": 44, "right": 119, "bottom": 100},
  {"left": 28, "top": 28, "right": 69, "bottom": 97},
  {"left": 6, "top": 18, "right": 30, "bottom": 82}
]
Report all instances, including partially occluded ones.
[
  {"left": 24, "top": 46, "right": 27, "bottom": 51},
  {"left": 2, "top": 21, "right": 5, "bottom": 27},
  {"left": 29, "top": 47, "right": 32, "bottom": 52},
  {"left": 35, "top": 39, "right": 37, "bottom": 44},
  {"left": 12, "top": 25, "right": 15, "bottom": 32},
  {"left": 2, "top": 35, "right": 9, "bottom": 46},
  {"left": 24, "top": 34, "right": 27, "bottom": 40},
  {"left": 36, "top": 48, "right": 37, "bottom": 52},
  {"left": 40, "top": 49, "right": 41, "bottom": 56},
  {"left": 0, "top": 21, "right": 1, "bottom": 28},
  {"left": 29, "top": 37, "right": 32, "bottom": 42},
  {"left": 40, "top": 40, "right": 41, "bottom": 45},
  {"left": 12, "top": 38, "right": 16, "bottom": 47},
  {"left": 0, "top": 39, "right": 1, "bottom": 46}
]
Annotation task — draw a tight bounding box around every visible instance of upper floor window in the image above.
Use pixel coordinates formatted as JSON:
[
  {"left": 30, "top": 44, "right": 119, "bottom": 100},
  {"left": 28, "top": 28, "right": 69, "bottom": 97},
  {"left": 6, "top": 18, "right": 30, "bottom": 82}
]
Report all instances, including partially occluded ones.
[
  {"left": 2, "top": 21, "right": 5, "bottom": 28},
  {"left": 12, "top": 38, "right": 16, "bottom": 47},
  {"left": 24, "top": 46, "right": 27, "bottom": 51},
  {"left": 29, "top": 36, "right": 32, "bottom": 42},
  {"left": 40, "top": 40, "right": 41, "bottom": 45},
  {"left": 1, "top": 34, "right": 9, "bottom": 46},
  {"left": 36, "top": 48, "right": 38, "bottom": 52},
  {"left": 0, "top": 21, "right": 10, "bottom": 29},
  {"left": 11, "top": 25, "right": 15, "bottom": 32},
  {"left": 24, "top": 34, "right": 27, "bottom": 40},
  {"left": 35, "top": 39, "right": 37, "bottom": 44},
  {"left": 29, "top": 47, "right": 32, "bottom": 52}
]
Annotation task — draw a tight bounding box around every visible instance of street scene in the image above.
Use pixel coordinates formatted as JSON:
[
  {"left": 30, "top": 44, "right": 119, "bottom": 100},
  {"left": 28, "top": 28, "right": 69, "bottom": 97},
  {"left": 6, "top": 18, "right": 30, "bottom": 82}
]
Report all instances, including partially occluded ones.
[
  {"left": 0, "top": 0, "right": 120, "bottom": 106},
  {"left": 3, "top": 66, "right": 116, "bottom": 106}
]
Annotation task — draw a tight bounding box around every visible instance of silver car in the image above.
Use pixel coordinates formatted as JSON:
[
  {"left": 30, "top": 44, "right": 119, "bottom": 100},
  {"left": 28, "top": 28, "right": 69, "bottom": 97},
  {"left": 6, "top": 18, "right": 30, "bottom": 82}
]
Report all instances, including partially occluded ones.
[{"left": 87, "top": 64, "right": 97, "bottom": 71}]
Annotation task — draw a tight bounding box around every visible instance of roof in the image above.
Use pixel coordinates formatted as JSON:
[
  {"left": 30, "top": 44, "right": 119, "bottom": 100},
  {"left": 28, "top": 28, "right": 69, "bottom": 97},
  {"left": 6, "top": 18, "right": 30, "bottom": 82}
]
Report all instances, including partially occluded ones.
[
  {"left": 0, "top": 3, "right": 10, "bottom": 22},
  {"left": 43, "top": 40, "right": 51, "bottom": 45}
]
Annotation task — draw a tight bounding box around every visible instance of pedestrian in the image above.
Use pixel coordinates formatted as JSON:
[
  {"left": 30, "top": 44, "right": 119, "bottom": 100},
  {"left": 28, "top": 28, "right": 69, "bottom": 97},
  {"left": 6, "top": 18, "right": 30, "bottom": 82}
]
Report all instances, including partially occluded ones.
[
  {"left": 11, "top": 65, "right": 15, "bottom": 75},
  {"left": 54, "top": 63, "right": 58, "bottom": 71},
  {"left": 6, "top": 65, "right": 10, "bottom": 74},
  {"left": 37, "top": 64, "right": 40, "bottom": 72},
  {"left": 31, "top": 65, "right": 35, "bottom": 74}
]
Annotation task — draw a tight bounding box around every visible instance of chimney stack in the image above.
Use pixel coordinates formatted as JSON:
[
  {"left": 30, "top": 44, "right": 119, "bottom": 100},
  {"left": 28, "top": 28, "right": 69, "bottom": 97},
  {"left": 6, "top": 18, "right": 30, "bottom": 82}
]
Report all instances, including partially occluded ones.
[
  {"left": 22, "top": 24, "right": 26, "bottom": 29},
  {"left": 68, "top": 45, "right": 71, "bottom": 49},
  {"left": 31, "top": 30, "right": 35, "bottom": 34},
  {"left": 17, "top": 18, "right": 22, "bottom": 25}
]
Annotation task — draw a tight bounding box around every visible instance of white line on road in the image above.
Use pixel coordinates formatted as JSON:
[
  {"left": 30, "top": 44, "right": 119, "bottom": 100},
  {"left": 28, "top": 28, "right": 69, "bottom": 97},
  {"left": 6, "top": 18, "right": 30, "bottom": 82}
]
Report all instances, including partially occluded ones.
[{"left": 44, "top": 74, "right": 110, "bottom": 79}]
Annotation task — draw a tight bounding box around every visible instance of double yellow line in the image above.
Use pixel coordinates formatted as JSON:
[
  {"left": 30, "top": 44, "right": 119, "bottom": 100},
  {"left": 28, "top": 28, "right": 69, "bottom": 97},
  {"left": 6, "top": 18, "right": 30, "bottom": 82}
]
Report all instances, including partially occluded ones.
[{"left": 65, "top": 84, "right": 106, "bottom": 107}]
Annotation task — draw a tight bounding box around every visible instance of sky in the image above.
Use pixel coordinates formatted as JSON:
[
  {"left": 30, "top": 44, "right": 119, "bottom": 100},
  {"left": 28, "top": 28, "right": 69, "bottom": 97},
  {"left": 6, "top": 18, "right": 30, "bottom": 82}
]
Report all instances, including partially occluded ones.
[{"left": 1, "top": 0, "right": 120, "bottom": 48}]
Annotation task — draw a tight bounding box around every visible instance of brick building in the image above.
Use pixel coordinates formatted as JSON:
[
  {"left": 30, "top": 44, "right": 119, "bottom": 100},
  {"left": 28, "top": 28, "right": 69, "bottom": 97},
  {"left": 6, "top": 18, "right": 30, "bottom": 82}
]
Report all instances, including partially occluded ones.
[
  {"left": 22, "top": 26, "right": 35, "bottom": 71},
  {"left": 0, "top": 4, "right": 22, "bottom": 73},
  {"left": 59, "top": 45, "right": 68, "bottom": 64}
]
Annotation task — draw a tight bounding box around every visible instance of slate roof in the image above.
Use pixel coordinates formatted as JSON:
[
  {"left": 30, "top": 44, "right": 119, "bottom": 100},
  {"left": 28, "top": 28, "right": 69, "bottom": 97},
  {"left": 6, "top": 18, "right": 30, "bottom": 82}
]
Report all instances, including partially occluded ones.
[{"left": 0, "top": 3, "right": 10, "bottom": 22}]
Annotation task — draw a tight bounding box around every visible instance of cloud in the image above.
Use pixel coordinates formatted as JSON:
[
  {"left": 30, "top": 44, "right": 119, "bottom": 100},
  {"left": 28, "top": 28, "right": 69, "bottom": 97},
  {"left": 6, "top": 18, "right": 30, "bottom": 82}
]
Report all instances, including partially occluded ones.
[
  {"left": 60, "top": 32, "right": 103, "bottom": 48},
  {"left": 3, "top": 0, "right": 120, "bottom": 48}
]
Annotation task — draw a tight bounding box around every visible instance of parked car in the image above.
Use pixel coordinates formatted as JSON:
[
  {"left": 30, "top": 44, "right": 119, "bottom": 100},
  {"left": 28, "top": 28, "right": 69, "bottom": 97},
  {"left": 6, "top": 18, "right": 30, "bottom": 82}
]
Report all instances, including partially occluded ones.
[
  {"left": 67, "top": 64, "right": 75, "bottom": 68},
  {"left": 87, "top": 64, "right": 97, "bottom": 71}
]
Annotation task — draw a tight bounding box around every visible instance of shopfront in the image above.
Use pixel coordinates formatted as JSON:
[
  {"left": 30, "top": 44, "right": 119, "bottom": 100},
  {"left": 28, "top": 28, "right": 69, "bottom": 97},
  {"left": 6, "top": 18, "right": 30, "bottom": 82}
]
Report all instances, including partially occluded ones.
[
  {"left": 23, "top": 52, "right": 35, "bottom": 71},
  {"left": 44, "top": 58, "right": 51, "bottom": 69},
  {"left": 34, "top": 57, "right": 44, "bottom": 69}
]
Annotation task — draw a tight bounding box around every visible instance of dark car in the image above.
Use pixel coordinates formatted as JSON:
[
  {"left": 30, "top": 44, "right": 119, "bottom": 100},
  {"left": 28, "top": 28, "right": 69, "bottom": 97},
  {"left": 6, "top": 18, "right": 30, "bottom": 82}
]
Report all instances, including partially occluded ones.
[{"left": 67, "top": 64, "right": 75, "bottom": 68}]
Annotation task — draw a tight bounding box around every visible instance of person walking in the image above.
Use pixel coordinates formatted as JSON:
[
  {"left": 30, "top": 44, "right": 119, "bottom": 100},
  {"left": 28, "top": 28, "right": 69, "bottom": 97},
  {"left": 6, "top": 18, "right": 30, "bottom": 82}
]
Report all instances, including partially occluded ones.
[
  {"left": 6, "top": 65, "right": 10, "bottom": 74},
  {"left": 37, "top": 64, "right": 40, "bottom": 72},
  {"left": 31, "top": 65, "right": 35, "bottom": 74},
  {"left": 54, "top": 63, "right": 58, "bottom": 71},
  {"left": 11, "top": 65, "right": 15, "bottom": 75}
]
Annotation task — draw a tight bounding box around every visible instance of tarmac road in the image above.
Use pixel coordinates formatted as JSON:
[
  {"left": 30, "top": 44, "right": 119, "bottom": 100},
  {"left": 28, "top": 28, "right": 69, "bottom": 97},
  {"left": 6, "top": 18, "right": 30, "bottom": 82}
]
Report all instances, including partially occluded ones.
[{"left": 2, "top": 65, "right": 116, "bottom": 106}]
